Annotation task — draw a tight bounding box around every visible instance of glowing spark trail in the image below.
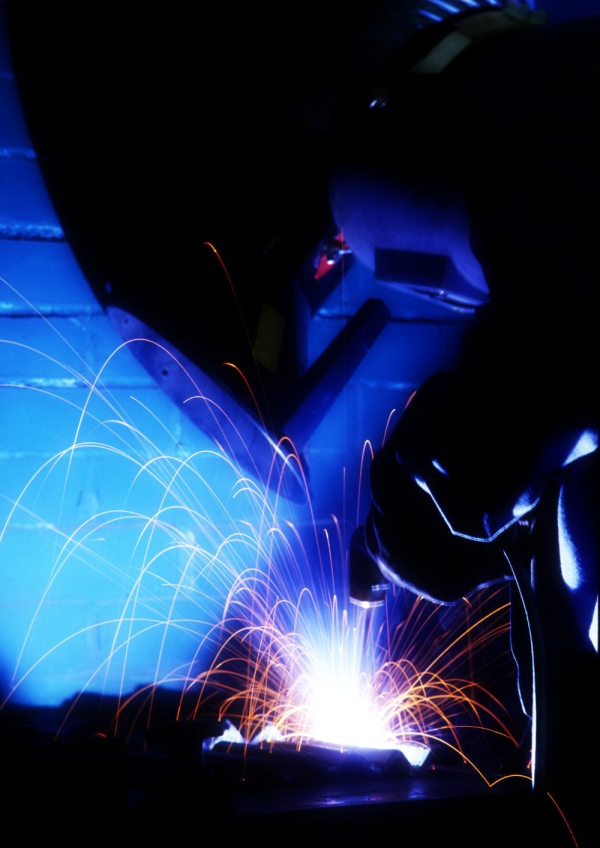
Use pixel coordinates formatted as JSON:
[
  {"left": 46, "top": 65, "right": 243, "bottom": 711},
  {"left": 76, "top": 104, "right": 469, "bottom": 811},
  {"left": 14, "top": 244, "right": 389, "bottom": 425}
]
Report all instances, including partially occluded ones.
[{"left": 190, "top": 568, "right": 518, "bottom": 777}]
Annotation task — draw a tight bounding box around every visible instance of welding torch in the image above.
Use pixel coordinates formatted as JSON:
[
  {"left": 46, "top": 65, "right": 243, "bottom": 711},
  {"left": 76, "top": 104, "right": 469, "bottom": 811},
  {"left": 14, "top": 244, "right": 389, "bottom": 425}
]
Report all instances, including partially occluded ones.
[
  {"left": 349, "top": 526, "right": 389, "bottom": 609},
  {"left": 349, "top": 526, "right": 389, "bottom": 673}
]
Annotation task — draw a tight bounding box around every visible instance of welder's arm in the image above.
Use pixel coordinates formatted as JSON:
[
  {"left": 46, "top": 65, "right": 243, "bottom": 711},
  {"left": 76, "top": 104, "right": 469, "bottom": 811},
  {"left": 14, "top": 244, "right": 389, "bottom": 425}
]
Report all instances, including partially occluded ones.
[
  {"left": 361, "top": 371, "right": 521, "bottom": 605},
  {"left": 360, "top": 366, "right": 596, "bottom": 605},
  {"left": 364, "top": 421, "right": 510, "bottom": 605}
]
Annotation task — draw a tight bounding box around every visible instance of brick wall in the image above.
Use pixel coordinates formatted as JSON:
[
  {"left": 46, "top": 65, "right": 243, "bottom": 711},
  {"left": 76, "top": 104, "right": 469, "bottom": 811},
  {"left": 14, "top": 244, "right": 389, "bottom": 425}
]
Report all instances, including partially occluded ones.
[
  {"left": 0, "top": 6, "right": 245, "bottom": 704},
  {"left": 0, "top": 4, "right": 469, "bottom": 707}
]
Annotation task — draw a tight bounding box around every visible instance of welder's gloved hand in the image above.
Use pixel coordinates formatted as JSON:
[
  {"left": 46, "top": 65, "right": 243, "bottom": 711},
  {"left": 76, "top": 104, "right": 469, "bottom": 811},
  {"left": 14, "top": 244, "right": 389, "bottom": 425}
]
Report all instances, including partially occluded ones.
[
  {"left": 365, "top": 437, "right": 511, "bottom": 605},
  {"left": 364, "top": 370, "right": 525, "bottom": 604}
]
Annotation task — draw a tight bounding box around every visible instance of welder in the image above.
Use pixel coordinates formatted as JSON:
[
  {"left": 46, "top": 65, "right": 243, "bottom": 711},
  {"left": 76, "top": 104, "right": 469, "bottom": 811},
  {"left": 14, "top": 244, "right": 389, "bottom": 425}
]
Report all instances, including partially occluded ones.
[{"left": 339, "top": 3, "right": 598, "bottom": 843}]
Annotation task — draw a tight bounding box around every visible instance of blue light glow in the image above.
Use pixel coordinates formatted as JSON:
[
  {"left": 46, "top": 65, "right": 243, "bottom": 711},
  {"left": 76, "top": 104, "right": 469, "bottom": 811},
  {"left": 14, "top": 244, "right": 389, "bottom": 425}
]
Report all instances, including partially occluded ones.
[
  {"left": 432, "top": 458, "right": 450, "bottom": 476},
  {"left": 418, "top": 10, "right": 444, "bottom": 22},
  {"left": 427, "top": 0, "right": 461, "bottom": 13},
  {"left": 429, "top": 0, "right": 460, "bottom": 14},
  {"left": 564, "top": 430, "right": 598, "bottom": 466},
  {"left": 399, "top": 741, "right": 430, "bottom": 767},
  {"left": 590, "top": 600, "right": 598, "bottom": 652},
  {"left": 558, "top": 485, "right": 583, "bottom": 591}
]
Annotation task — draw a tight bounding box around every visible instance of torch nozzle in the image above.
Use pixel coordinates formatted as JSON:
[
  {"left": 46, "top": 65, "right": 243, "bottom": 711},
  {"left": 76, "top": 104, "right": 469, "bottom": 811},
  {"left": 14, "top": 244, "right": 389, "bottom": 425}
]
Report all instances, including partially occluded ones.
[{"left": 349, "top": 526, "right": 389, "bottom": 609}]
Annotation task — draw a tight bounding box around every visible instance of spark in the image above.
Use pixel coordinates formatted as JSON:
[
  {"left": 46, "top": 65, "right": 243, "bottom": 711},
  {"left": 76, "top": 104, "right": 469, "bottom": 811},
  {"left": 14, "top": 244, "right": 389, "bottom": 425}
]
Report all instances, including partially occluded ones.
[{"left": 190, "top": 565, "right": 518, "bottom": 775}]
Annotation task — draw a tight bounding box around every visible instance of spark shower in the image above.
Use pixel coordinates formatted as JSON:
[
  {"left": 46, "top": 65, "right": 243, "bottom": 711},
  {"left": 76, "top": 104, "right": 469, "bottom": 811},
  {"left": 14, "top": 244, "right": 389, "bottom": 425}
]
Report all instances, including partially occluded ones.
[{"left": 0, "top": 276, "right": 522, "bottom": 784}]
